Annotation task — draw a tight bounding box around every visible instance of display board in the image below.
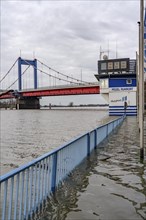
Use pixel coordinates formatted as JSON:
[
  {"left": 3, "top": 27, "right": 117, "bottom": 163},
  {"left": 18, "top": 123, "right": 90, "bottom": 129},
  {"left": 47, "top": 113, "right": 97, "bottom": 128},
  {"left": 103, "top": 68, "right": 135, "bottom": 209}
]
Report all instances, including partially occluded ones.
[{"left": 98, "top": 58, "right": 130, "bottom": 74}]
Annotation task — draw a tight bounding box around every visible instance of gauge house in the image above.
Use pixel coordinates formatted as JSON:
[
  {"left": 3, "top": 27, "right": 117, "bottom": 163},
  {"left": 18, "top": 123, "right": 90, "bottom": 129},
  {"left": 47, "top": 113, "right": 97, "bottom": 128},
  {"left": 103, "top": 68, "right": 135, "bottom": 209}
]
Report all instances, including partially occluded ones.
[{"left": 95, "top": 58, "right": 137, "bottom": 116}]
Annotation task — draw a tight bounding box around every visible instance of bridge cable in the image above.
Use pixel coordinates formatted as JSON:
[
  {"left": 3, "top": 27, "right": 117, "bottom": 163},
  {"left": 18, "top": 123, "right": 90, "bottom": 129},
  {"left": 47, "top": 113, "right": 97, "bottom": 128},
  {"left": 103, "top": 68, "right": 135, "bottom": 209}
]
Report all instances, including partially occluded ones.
[
  {"left": 23, "top": 59, "right": 82, "bottom": 85},
  {"left": 39, "top": 69, "right": 78, "bottom": 85},
  {"left": 0, "top": 58, "right": 18, "bottom": 83},
  {"left": 37, "top": 59, "right": 95, "bottom": 85},
  {"left": 6, "top": 65, "right": 30, "bottom": 90}
]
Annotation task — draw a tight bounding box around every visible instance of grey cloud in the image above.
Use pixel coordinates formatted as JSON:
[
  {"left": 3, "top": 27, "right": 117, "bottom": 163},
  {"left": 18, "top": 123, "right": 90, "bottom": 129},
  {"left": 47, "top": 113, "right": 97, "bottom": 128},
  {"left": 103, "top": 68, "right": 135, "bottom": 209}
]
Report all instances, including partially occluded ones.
[{"left": 1, "top": 0, "right": 140, "bottom": 84}]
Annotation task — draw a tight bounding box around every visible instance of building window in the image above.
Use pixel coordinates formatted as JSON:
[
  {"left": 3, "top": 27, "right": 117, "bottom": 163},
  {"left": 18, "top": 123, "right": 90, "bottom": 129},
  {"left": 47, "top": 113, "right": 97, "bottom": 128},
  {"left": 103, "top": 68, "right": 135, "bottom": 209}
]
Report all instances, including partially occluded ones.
[
  {"left": 126, "top": 79, "right": 132, "bottom": 84},
  {"left": 100, "top": 79, "right": 108, "bottom": 88}
]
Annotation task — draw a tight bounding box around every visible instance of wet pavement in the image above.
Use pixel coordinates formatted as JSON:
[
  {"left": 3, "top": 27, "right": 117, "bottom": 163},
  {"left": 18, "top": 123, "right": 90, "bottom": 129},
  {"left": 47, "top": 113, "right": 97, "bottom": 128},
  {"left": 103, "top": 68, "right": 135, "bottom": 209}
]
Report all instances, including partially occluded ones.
[{"left": 33, "top": 117, "right": 146, "bottom": 220}]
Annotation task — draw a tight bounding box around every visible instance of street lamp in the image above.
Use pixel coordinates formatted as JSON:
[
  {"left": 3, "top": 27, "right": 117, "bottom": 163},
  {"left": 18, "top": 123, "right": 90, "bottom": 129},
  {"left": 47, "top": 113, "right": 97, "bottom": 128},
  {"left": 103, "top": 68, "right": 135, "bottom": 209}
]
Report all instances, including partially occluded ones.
[{"left": 139, "top": 0, "right": 144, "bottom": 160}]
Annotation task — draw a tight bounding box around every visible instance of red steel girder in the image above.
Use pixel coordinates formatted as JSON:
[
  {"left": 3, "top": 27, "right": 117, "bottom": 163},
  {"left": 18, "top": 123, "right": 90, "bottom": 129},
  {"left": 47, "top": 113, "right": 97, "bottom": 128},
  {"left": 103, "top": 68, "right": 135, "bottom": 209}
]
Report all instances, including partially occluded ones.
[
  {"left": 0, "top": 94, "right": 14, "bottom": 99},
  {"left": 0, "top": 85, "right": 100, "bottom": 99},
  {"left": 21, "top": 86, "right": 100, "bottom": 97}
]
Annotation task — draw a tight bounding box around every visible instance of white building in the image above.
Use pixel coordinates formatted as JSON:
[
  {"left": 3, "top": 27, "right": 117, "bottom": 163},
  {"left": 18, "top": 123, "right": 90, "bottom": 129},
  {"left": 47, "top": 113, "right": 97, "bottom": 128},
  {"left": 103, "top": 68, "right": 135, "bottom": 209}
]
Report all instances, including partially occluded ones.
[{"left": 95, "top": 58, "right": 137, "bottom": 116}]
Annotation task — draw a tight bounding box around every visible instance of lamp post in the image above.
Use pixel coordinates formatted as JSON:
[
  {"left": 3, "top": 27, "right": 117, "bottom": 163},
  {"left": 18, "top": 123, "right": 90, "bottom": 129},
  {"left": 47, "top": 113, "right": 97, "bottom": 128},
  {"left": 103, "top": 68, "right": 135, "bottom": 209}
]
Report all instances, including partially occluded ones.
[
  {"left": 139, "top": 0, "right": 144, "bottom": 160},
  {"left": 137, "top": 22, "right": 140, "bottom": 124}
]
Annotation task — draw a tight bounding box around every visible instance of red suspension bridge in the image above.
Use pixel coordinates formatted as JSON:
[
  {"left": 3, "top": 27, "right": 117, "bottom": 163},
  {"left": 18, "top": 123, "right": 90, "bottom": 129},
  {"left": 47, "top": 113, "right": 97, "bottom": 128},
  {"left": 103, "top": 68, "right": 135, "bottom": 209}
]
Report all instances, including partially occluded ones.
[{"left": 0, "top": 57, "right": 100, "bottom": 109}]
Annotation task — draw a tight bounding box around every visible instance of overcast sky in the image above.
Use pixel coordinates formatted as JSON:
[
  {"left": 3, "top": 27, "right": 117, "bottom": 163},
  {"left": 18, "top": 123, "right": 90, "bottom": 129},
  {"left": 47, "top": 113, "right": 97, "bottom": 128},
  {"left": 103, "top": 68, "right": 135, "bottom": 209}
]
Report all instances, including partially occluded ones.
[{"left": 0, "top": 0, "right": 143, "bottom": 105}]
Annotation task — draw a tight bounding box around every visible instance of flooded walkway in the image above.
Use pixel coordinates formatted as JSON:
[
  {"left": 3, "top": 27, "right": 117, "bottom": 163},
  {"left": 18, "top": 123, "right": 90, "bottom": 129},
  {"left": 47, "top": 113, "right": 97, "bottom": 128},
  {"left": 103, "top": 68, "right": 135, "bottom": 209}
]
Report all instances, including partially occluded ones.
[{"left": 33, "top": 117, "right": 146, "bottom": 220}]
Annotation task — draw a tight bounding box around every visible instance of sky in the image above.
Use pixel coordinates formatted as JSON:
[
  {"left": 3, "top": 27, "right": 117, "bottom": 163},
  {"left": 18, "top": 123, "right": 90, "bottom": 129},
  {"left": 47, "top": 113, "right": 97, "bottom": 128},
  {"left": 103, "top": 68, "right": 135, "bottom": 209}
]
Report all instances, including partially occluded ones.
[{"left": 0, "top": 0, "right": 143, "bottom": 105}]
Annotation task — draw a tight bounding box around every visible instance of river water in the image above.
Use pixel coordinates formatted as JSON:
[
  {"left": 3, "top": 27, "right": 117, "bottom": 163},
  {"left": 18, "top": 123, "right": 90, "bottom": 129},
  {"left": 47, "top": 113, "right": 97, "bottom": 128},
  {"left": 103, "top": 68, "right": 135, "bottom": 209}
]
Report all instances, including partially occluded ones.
[
  {"left": 0, "top": 109, "right": 146, "bottom": 219},
  {"left": 0, "top": 108, "right": 110, "bottom": 175}
]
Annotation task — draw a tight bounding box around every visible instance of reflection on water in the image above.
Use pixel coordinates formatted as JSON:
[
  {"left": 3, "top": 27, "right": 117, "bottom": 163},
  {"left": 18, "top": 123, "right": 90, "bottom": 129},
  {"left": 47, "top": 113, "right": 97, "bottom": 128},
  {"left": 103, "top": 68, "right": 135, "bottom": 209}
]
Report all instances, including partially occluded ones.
[
  {"left": 32, "top": 117, "right": 146, "bottom": 220},
  {"left": 32, "top": 154, "right": 97, "bottom": 220}
]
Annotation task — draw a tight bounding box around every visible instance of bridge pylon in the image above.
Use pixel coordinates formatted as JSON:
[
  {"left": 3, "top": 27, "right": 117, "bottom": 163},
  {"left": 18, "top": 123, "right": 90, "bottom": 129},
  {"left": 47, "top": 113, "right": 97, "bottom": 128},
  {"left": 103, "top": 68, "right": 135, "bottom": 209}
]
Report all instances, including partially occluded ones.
[
  {"left": 16, "top": 97, "right": 40, "bottom": 110},
  {"left": 18, "top": 57, "right": 37, "bottom": 91}
]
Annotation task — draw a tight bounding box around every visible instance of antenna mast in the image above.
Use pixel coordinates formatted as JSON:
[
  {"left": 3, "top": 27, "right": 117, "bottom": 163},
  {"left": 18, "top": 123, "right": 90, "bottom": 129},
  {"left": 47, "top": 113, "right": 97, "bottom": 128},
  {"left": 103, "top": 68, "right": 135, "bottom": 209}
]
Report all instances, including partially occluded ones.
[
  {"left": 99, "top": 45, "right": 110, "bottom": 60},
  {"left": 116, "top": 41, "right": 118, "bottom": 58}
]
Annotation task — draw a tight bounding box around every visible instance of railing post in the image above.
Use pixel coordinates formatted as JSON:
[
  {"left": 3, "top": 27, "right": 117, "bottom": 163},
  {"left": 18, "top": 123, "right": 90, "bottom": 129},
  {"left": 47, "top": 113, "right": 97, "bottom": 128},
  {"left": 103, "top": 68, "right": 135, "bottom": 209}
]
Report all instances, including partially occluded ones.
[
  {"left": 51, "top": 153, "right": 57, "bottom": 193},
  {"left": 94, "top": 129, "right": 97, "bottom": 149},
  {"left": 8, "top": 177, "right": 14, "bottom": 220},
  {"left": 23, "top": 170, "right": 28, "bottom": 219},
  {"left": 2, "top": 180, "right": 8, "bottom": 220},
  {"left": 14, "top": 173, "right": 20, "bottom": 220},
  {"left": 87, "top": 133, "right": 90, "bottom": 156},
  {"left": 107, "top": 124, "right": 108, "bottom": 136}
]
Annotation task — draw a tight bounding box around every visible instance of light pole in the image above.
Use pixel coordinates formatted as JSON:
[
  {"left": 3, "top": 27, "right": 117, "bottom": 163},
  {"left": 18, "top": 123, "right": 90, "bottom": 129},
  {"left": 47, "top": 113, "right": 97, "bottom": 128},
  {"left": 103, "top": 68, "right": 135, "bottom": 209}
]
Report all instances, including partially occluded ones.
[
  {"left": 137, "top": 22, "right": 140, "bottom": 124},
  {"left": 139, "top": 0, "right": 144, "bottom": 160}
]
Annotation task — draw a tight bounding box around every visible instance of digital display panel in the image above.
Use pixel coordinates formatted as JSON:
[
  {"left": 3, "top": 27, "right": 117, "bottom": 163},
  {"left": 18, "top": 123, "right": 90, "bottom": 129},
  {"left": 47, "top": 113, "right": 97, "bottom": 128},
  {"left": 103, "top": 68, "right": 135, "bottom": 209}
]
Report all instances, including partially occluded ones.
[
  {"left": 114, "top": 62, "right": 120, "bottom": 69},
  {"left": 108, "top": 62, "right": 113, "bottom": 70},
  {"left": 98, "top": 58, "right": 130, "bottom": 74},
  {"left": 101, "top": 62, "right": 107, "bottom": 70},
  {"left": 121, "top": 61, "right": 127, "bottom": 69}
]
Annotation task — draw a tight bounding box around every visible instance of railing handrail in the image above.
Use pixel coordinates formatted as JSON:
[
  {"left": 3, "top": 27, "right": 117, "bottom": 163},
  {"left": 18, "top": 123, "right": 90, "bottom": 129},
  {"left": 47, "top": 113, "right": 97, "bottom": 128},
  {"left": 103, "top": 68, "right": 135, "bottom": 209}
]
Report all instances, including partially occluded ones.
[
  {"left": 0, "top": 114, "right": 125, "bottom": 220},
  {"left": 0, "top": 115, "right": 125, "bottom": 183}
]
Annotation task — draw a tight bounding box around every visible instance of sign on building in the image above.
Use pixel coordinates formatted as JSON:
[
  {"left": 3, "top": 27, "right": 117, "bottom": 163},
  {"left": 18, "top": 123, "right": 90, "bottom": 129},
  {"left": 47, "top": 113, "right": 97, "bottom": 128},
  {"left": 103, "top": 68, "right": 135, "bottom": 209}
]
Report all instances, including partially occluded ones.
[{"left": 98, "top": 58, "right": 130, "bottom": 74}]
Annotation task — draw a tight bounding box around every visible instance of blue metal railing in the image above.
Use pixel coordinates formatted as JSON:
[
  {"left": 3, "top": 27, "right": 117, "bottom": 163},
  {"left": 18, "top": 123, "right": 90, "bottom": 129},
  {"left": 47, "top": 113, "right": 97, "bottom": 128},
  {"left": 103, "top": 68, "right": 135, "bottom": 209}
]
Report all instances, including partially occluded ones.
[{"left": 0, "top": 115, "right": 125, "bottom": 220}]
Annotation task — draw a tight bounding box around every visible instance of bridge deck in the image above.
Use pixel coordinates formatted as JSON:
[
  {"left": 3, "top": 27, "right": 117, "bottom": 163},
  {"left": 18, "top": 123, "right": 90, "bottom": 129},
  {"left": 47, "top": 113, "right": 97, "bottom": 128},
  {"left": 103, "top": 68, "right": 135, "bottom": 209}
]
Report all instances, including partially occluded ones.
[{"left": 0, "top": 84, "right": 100, "bottom": 99}]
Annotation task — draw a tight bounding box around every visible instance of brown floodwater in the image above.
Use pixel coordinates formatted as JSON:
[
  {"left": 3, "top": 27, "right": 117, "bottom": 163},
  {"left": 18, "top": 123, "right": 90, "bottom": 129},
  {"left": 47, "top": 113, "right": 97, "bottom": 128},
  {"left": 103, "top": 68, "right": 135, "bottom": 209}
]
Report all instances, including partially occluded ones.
[
  {"left": 1, "top": 110, "right": 145, "bottom": 220},
  {"left": 0, "top": 108, "right": 111, "bottom": 175}
]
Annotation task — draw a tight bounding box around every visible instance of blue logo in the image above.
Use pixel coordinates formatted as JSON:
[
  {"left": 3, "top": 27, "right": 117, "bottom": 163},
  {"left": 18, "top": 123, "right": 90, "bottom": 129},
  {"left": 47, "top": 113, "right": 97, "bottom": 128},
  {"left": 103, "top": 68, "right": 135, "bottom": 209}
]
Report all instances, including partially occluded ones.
[{"left": 122, "top": 96, "right": 127, "bottom": 102}]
